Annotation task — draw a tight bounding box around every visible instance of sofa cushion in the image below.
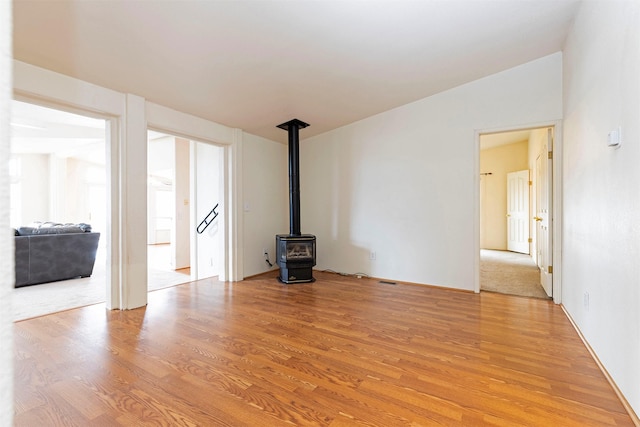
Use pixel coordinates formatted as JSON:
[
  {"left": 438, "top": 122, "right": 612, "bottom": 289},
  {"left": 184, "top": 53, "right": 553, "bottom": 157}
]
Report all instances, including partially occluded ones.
[
  {"left": 17, "top": 221, "right": 92, "bottom": 235},
  {"left": 16, "top": 226, "right": 39, "bottom": 235}
]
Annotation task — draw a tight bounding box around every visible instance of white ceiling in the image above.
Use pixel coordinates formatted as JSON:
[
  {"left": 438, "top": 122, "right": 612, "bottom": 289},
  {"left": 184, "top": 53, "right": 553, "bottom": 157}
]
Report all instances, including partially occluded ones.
[{"left": 12, "top": 0, "right": 581, "bottom": 143}]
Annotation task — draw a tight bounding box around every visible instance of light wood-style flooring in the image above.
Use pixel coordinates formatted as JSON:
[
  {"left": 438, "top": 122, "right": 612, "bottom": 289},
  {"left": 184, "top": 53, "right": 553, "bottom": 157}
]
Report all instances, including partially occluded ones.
[{"left": 14, "top": 271, "right": 635, "bottom": 426}]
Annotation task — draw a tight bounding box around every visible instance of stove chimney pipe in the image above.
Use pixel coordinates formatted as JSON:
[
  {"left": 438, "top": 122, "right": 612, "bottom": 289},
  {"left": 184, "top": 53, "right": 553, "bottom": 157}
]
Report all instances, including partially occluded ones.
[{"left": 277, "top": 118, "right": 309, "bottom": 236}]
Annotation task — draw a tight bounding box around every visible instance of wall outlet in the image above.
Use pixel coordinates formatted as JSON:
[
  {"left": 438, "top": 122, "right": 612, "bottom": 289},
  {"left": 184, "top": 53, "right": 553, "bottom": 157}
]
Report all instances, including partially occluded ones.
[
  {"left": 369, "top": 251, "right": 376, "bottom": 261},
  {"left": 584, "top": 292, "right": 589, "bottom": 311},
  {"left": 263, "top": 248, "right": 268, "bottom": 257}
]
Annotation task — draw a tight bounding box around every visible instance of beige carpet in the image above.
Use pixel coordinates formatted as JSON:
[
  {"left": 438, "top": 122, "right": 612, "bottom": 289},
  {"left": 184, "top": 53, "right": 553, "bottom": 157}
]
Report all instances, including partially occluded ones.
[
  {"left": 480, "top": 249, "right": 550, "bottom": 299},
  {"left": 12, "top": 245, "right": 196, "bottom": 322}
]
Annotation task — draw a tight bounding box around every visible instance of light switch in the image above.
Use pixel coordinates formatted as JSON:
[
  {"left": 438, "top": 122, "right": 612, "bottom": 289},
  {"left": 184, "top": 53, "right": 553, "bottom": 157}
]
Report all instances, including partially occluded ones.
[{"left": 607, "top": 127, "right": 621, "bottom": 147}]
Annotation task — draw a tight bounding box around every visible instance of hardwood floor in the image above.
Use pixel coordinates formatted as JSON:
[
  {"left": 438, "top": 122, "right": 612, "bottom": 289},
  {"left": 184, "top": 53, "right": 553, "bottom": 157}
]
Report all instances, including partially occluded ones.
[{"left": 14, "top": 271, "right": 635, "bottom": 426}]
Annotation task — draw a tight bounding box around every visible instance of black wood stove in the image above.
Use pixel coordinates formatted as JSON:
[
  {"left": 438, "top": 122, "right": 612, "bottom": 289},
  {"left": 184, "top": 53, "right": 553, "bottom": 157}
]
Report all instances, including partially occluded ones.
[{"left": 276, "top": 119, "right": 316, "bottom": 284}]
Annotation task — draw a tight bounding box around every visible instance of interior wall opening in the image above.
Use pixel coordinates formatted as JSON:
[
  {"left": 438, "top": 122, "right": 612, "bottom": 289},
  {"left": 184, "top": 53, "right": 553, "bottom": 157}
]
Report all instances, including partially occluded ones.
[
  {"left": 10, "top": 99, "right": 109, "bottom": 321},
  {"left": 479, "top": 126, "right": 554, "bottom": 300},
  {"left": 147, "top": 129, "right": 224, "bottom": 289}
]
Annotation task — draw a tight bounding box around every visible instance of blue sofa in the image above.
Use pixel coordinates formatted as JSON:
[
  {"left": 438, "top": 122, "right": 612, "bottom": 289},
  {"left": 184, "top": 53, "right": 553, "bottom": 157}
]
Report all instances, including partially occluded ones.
[{"left": 14, "top": 222, "right": 100, "bottom": 288}]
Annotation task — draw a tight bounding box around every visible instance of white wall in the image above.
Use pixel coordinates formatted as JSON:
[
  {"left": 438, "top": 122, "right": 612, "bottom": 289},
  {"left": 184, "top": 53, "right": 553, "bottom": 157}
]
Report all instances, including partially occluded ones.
[
  {"left": 173, "top": 137, "right": 190, "bottom": 269},
  {"left": 12, "top": 154, "right": 105, "bottom": 228},
  {"left": 147, "top": 136, "right": 174, "bottom": 244},
  {"left": 50, "top": 154, "right": 66, "bottom": 222},
  {"left": 480, "top": 140, "right": 528, "bottom": 250},
  {"left": 302, "top": 53, "right": 562, "bottom": 289},
  {"left": 148, "top": 136, "right": 175, "bottom": 171},
  {"left": 0, "top": 1, "right": 13, "bottom": 423},
  {"left": 16, "top": 153, "right": 49, "bottom": 224},
  {"left": 562, "top": 0, "right": 640, "bottom": 416},
  {"left": 61, "top": 158, "right": 81, "bottom": 224},
  {"left": 242, "top": 132, "right": 288, "bottom": 277}
]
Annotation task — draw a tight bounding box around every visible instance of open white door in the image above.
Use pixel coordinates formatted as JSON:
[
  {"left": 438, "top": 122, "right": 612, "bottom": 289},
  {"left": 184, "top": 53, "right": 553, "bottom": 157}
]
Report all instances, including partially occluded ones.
[
  {"left": 506, "top": 170, "right": 530, "bottom": 254},
  {"left": 535, "top": 129, "right": 553, "bottom": 297},
  {"left": 192, "top": 141, "right": 223, "bottom": 280}
]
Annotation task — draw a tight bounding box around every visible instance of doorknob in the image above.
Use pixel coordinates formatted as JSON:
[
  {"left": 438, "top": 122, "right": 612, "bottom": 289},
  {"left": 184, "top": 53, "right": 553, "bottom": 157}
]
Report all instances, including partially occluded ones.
[{"left": 534, "top": 216, "right": 542, "bottom": 221}]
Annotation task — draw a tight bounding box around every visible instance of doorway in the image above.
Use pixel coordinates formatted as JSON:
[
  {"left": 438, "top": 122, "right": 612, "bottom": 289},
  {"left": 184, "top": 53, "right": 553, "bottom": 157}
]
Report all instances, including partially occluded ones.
[
  {"left": 479, "top": 126, "right": 554, "bottom": 299},
  {"left": 147, "top": 130, "right": 224, "bottom": 289},
  {"left": 10, "top": 99, "right": 109, "bottom": 320},
  {"left": 147, "top": 131, "right": 190, "bottom": 290}
]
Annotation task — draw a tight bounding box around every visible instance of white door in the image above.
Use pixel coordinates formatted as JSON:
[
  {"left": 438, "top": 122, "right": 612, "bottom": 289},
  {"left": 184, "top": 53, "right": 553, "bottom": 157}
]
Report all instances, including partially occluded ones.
[
  {"left": 506, "top": 170, "right": 530, "bottom": 254},
  {"left": 535, "top": 129, "right": 553, "bottom": 297}
]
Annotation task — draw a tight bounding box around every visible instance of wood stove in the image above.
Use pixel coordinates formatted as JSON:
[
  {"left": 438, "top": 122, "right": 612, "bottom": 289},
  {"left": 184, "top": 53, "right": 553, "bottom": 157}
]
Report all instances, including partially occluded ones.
[
  {"left": 276, "top": 234, "right": 316, "bottom": 283},
  {"left": 276, "top": 119, "right": 316, "bottom": 284}
]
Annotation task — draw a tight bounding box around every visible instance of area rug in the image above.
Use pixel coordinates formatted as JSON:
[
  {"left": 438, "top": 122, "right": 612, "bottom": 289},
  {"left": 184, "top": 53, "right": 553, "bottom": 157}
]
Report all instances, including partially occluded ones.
[{"left": 12, "top": 245, "right": 194, "bottom": 321}]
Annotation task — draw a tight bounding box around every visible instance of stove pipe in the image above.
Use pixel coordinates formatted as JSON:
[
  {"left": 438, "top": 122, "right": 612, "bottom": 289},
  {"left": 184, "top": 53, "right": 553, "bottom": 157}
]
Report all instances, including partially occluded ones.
[{"left": 277, "top": 119, "right": 310, "bottom": 236}]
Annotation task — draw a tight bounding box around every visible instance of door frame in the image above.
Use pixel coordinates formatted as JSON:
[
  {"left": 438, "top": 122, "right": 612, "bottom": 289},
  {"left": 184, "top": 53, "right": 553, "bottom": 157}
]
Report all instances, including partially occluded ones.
[
  {"left": 145, "top": 132, "right": 226, "bottom": 283},
  {"left": 474, "top": 121, "right": 563, "bottom": 304},
  {"left": 146, "top": 102, "right": 242, "bottom": 282},
  {"left": 12, "top": 91, "right": 122, "bottom": 307}
]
